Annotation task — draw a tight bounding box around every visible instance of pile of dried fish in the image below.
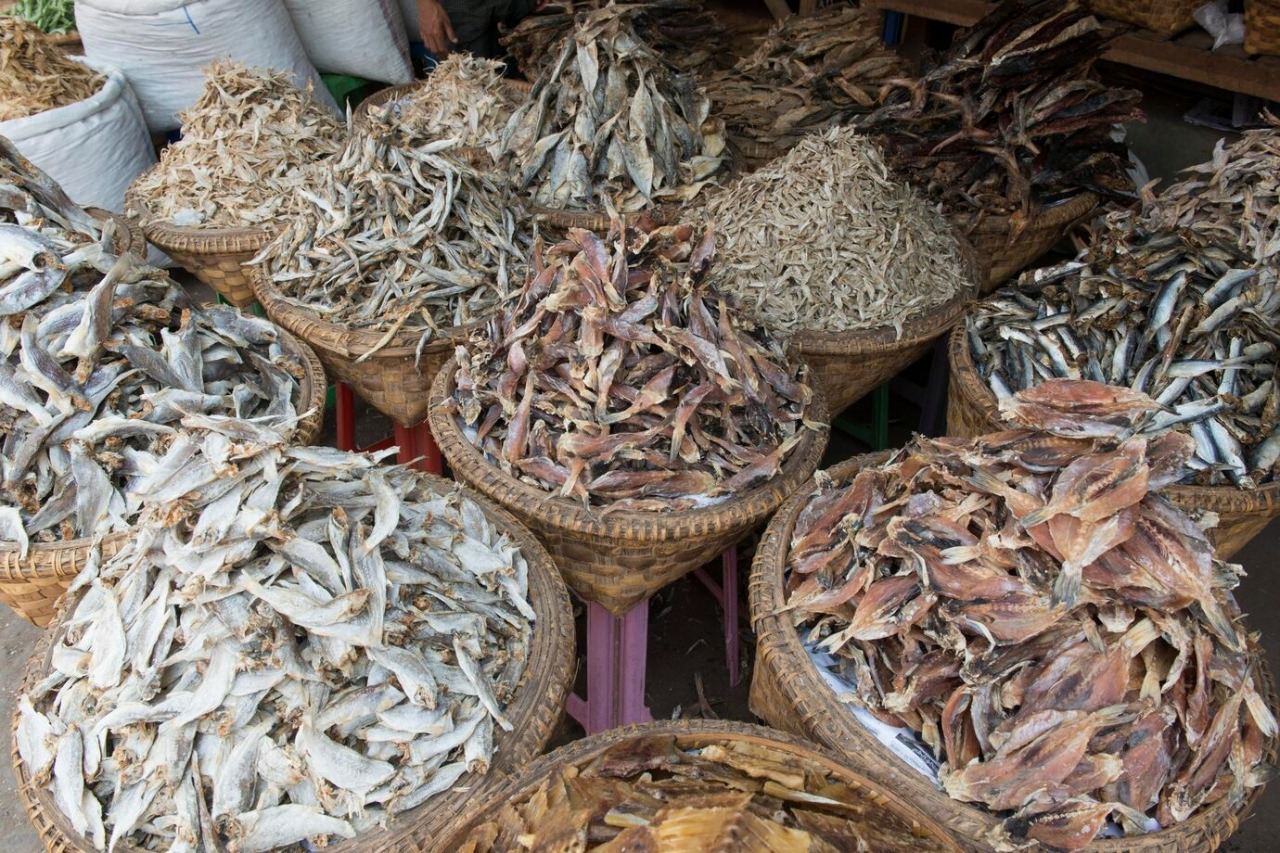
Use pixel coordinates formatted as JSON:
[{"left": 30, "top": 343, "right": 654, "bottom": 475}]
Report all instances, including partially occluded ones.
[
  {"left": 0, "top": 136, "right": 117, "bottom": 249},
  {"left": 500, "top": 0, "right": 728, "bottom": 76},
  {"left": 1, "top": 243, "right": 308, "bottom": 552},
  {"left": 449, "top": 215, "right": 817, "bottom": 510},
  {"left": 131, "top": 60, "right": 344, "bottom": 229},
  {"left": 787, "top": 381, "right": 1275, "bottom": 849},
  {"left": 704, "top": 6, "right": 905, "bottom": 149},
  {"left": 857, "top": 0, "right": 1141, "bottom": 225},
  {"left": 18, "top": 429, "right": 535, "bottom": 850},
  {"left": 4, "top": 0, "right": 75, "bottom": 35},
  {"left": 255, "top": 107, "right": 533, "bottom": 354},
  {"left": 967, "top": 228, "right": 1280, "bottom": 487},
  {"left": 0, "top": 18, "right": 104, "bottom": 122},
  {"left": 501, "top": 4, "right": 726, "bottom": 212},
  {"left": 454, "top": 733, "right": 954, "bottom": 851},
  {"left": 700, "top": 128, "right": 966, "bottom": 337}
]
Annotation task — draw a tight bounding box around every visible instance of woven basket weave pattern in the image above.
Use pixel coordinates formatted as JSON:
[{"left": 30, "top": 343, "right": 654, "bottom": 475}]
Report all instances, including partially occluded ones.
[
  {"left": 955, "top": 192, "right": 1099, "bottom": 293},
  {"left": 1246, "top": 0, "right": 1280, "bottom": 55},
  {"left": 1090, "top": 0, "right": 1200, "bottom": 35}
]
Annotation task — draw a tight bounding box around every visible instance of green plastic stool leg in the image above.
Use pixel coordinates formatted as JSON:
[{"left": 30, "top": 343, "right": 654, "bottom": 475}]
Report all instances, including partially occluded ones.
[
  {"left": 833, "top": 384, "right": 891, "bottom": 452},
  {"left": 325, "top": 385, "right": 336, "bottom": 411}
]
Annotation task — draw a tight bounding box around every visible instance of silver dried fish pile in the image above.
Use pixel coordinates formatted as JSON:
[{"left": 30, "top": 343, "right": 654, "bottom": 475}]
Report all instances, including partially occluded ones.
[
  {"left": 700, "top": 127, "right": 966, "bottom": 337},
  {"left": 966, "top": 227, "right": 1280, "bottom": 488},
  {"left": 18, "top": 431, "right": 534, "bottom": 851},
  {"left": 0, "top": 136, "right": 118, "bottom": 250},
  {"left": 256, "top": 110, "right": 533, "bottom": 357},
  {"left": 502, "top": 4, "right": 726, "bottom": 212},
  {"left": 131, "top": 60, "right": 344, "bottom": 229}
]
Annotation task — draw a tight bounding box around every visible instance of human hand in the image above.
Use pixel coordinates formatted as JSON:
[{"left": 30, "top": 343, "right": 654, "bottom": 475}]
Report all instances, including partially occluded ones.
[{"left": 417, "top": 0, "right": 457, "bottom": 57}]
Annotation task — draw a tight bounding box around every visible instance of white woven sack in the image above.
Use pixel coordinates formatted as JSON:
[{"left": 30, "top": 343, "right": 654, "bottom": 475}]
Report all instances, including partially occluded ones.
[{"left": 283, "top": 0, "right": 413, "bottom": 84}]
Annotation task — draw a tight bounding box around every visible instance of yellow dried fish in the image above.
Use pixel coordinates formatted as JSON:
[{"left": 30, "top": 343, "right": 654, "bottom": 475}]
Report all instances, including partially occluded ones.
[{"left": 0, "top": 18, "right": 103, "bottom": 122}]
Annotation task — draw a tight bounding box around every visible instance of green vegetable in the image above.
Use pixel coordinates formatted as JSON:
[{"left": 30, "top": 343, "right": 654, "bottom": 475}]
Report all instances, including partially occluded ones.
[{"left": 5, "top": 0, "right": 75, "bottom": 35}]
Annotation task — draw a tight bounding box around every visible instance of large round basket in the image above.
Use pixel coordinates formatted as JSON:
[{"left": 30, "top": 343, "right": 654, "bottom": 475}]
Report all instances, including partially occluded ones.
[
  {"left": 13, "top": 475, "right": 576, "bottom": 853},
  {"left": 946, "top": 325, "right": 1280, "bottom": 559},
  {"left": 85, "top": 208, "right": 146, "bottom": 259},
  {"left": 125, "top": 170, "right": 271, "bottom": 307},
  {"left": 749, "top": 453, "right": 1280, "bottom": 853},
  {"left": 429, "top": 361, "right": 830, "bottom": 615},
  {"left": 953, "top": 192, "right": 1098, "bottom": 293},
  {"left": 433, "top": 719, "right": 964, "bottom": 851},
  {"left": 253, "top": 265, "right": 474, "bottom": 428},
  {"left": 531, "top": 203, "right": 679, "bottom": 233},
  {"left": 0, "top": 325, "right": 326, "bottom": 627}
]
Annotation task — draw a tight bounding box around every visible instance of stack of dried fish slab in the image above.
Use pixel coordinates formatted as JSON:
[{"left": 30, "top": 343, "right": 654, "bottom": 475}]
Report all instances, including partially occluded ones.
[
  {"left": 501, "top": 4, "right": 726, "bottom": 212},
  {"left": 786, "top": 381, "right": 1276, "bottom": 849},
  {"left": 0, "top": 18, "right": 103, "bottom": 122},
  {"left": 130, "top": 60, "right": 344, "bottom": 229},
  {"left": 704, "top": 6, "right": 905, "bottom": 150},
  {"left": 857, "top": 0, "right": 1141, "bottom": 224},
  {"left": 700, "top": 127, "right": 966, "bottom": 337},
  {"left": 966, "top": 229, "right": 1280, "bottom": 488},
  {"left": 255, "top": 104, "right": 533, "bottom": 354},
  {"left": 448, "top": 215, "right": 818, "bottom": 510},
  {"left": 0, "top": 135, "right": 117, "bottom": 248},
  {"left": 17, "top": 428, "right": 536, "bottom": 850},
  {"left": 452, "top": 729, "right": 956, "bottom": 851}
]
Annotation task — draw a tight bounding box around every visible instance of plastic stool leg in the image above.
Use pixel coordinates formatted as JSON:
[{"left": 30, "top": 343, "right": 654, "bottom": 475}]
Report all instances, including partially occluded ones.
[
  {"left": 393, "top": 422, "right": 418, "bottom": 466},
  {"left": 335, "top": 384, "right": 356, "bottom": 452},
  {"left": 567, "top": 600, "right": 652, "bottom": 734},
  {"left": 918, "top": 336, "right": 949, "bottom": 438},
  {"left": 722, "top": 546, "right": 740, "bottom": 687},
  {"left": 413, "top": 422, "right": 442, "bottom": 474}
]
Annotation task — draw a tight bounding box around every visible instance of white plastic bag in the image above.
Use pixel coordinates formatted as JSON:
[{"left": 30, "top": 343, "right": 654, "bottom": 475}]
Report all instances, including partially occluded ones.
[
  {"left": 0, "top": 58, "right": 155, "bottom": 213},
  {"left": 75, "top": 0, "right": 339, "bottom": 133},
  {"left": 283, "top": 0, "right": 413, "bottom": 84},
  {"left": 1195, "top": 0, "right": 1246, "bottom": 50}
]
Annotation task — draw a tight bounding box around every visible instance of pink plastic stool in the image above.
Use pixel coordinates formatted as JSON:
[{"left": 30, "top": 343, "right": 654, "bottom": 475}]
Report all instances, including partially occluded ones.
[
  {"left": 334, "top": 383, "right": 442, "bottom": 474},
  {"left": 565, "top": 545, "right": 741, "bottom": 734}
]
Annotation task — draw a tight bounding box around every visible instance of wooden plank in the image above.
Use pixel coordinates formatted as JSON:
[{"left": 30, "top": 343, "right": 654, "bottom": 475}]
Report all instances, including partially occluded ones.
[
  {"left": 799, "top": 0, "right": 819, "bottom": 15},
  {"left": 863, "top": 0, "right": 987, "bottom": 27},
  {"left": 761, "top": 0, "right": 792, "bottom": 24}
]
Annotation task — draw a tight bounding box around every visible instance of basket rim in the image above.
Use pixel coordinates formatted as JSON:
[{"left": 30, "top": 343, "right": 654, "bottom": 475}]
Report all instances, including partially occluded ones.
[
  {"left": 0, "top": 531, "right": 129, "bottom": 578},
  {"left": 433, "top": 718, "right": 966, "bottom": 851},
  {"left": 954, "top": 190, "right": 1099, "bottom": 237},
  {"left": 125, "top": 164, "right": 276, "bottom": 252},
  {"left": 749, "top": 451, "right": 1280, "bottom": 851},
  {"left": 12, "top": 472, "right": 575, "bottom": 853},
  {"left": 428, "top": 357, "right": 830, "bottom": 541}
]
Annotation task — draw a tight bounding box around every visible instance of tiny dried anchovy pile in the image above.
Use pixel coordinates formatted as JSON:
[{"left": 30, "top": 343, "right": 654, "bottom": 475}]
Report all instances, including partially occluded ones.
[
  {"left": 704, "top": 6, "right": 905, "bottom": 149},
  {"left": 0, "top": 136, "right": 118, "bottom": 248},
  {"left": 18, "top": 432, "right": 534, "bottom": 851},
  {"left": 256, "top": 110, "right": 533, "bottom": 356},
  {"left": 450, "top": 215, "right": 817, "bottom": 511},
  {"left": 701, "top": 127, "right": 966, "bottom": 337},
  {"left": 502, "top": 4, "right": 727, "bottom": 212},
  {"left": 967, "top": 227, "right": 1280, "bottom": 487},
  {"left": 4, "top": 0, "right": 75, "bottom": 35},
  {"left": 0, "top": 18, "right": 103, "bottom": 122},
  {"left": 131, "top": 60, "right": 345, "bottom": 229},
  {"left": 455, "top": 735, "right": 954, "bottom": 851},
  {"left": 788, "top": 381, "right": 1275, "bottom": 850},
  {"left": 857, "top": 0, "right": 1141, "bottom": 226}
]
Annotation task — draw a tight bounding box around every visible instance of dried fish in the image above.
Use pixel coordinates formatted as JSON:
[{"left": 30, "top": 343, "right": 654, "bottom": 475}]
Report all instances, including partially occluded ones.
[
  {"left": 21, "top": 429, "right": 535, "bottom": 849},
  {"left": 787, "top": 381, "right": 1273, "bottom": 850},
  {"left": 447, "top": 213, "right": 819, "bottom": 510},
  {"left": 501, "top": 4, "right": 726, "bottom": 212},
  {"left": 700, "top": 127, "right": 966, "bottom": 337},
  {"left": 0, "top": 18, "right": 103, "bottom": 122},
  {"left": 0, "top": 136, "right": 115, "bottom": 248},
  {"left": 131, "top": 60, "right": 344, "bottom": 229}
]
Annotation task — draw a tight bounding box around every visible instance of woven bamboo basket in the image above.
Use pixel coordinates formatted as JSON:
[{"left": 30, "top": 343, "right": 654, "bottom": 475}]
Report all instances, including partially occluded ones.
[
  {"left": 749, "top": 453, "right": 1280, "bottom": 853},
  {"left": 13, "top": 476, "right": 576, "bottom": 853},
  {"left": 429, "top": 361, "right": 829, "bottom": 615},
  {"left": 727, "top": 135, "right": 787, "bottom": 174},
  {"left": 433, "top": 719, "right": 964, "bottom": 851},
  {"left": 86, "top": 208, "right": 146, "bottom": 259},
  {"left": 125, "top": 171, "right": 272, "bottom": 307},
  {"left": 0, "top": 325, "right": 326, "bottom": 626},
  {"left": 1089, "top": 0, "right": 1200, "bottom": 35},
  {"left": 955, "top": 192, "right": 1099, "bottom": 293},
  {"left": 252, "top": 266, "right": 474, "bottom": 428},
  {"left": 1246, "top": 0, "right": 1280, "bottom": 55},
  {"left": 530, "top": 203, "right": 681, "bottom": 233},
  {"left": 946, "top": 325, "right": 1280, "bottom": 559}
]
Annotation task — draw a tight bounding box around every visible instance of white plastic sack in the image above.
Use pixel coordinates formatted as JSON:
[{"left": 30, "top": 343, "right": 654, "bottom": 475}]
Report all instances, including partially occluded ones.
[
  {"left": 1195, "top": 0, "right": 1246, "bottom": 50},
  {"left": 284, "top": 0, "right": 413, "bottom": 84},
  {"left": 0, "top": 58, "right": 155, "bottom": 214},
  {"left": 75, "top": 0, "right": 339, "bottom": 133}
]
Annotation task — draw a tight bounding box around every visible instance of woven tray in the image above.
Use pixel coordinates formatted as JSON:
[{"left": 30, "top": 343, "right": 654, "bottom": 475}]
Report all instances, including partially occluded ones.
[
  {"left": 433, "top": 719, "right": 964, "bottom": 851},
  {"left": 946, "top": 325, "right": 1280, "bottom": 559},
  {"left": 1090, "top": 0, "right": 1200, "bottom": 35},
  {"left": 1246, "top": 0, "right": 1280, "bottom": 56},
  {"left": 749, "top": 452, "right": 1280, "bottom": 853},
  {"left": 429, "top": 361, "right": 830, "bottom": 615},
  {"left": 12, "top": 475, "right": 575, "bottom": 853},
  {"left": 955, "top": 192, "right": 1099, "bottom": 294},
  {"left": 0, "top": 324, "right": 326, "bottom": 627}
]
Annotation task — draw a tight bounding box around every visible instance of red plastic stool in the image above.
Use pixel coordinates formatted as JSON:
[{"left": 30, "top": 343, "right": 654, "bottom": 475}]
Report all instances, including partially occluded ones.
[
  {"left": 565, "top": 546, "right": 741, "bottom": 735},
  {"left": 333, "top": 383, "right": 442, "bottom": 474}
]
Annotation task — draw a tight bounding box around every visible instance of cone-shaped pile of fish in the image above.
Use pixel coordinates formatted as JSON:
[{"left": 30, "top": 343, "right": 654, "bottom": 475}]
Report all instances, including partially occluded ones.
[
  {"left": 455, "top": 733, "right": 956, "bottom": 851},
  {"left": 786, "top": 380, "right": 1275, "bottom": 850},
  {"left": 255, "top": 105, "right": 534, "bottom": 358},
  {"left": 966, "top": 225, "right": 1280, "bottom": 488},
  {"left": 857, "top": 0, "right": 1141, "bottom": 226},
  {"left": 448, "top": 214, "right": 818, "bottom": 510},
  {"left": 501, "top": 4, "right": 726, "bottom": 212},
  {"left": 17, "top": 428, "right": 535, "bottom": 851},
  {"left": 704, "top": 6, "right": 905, "bottom": 149}
]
